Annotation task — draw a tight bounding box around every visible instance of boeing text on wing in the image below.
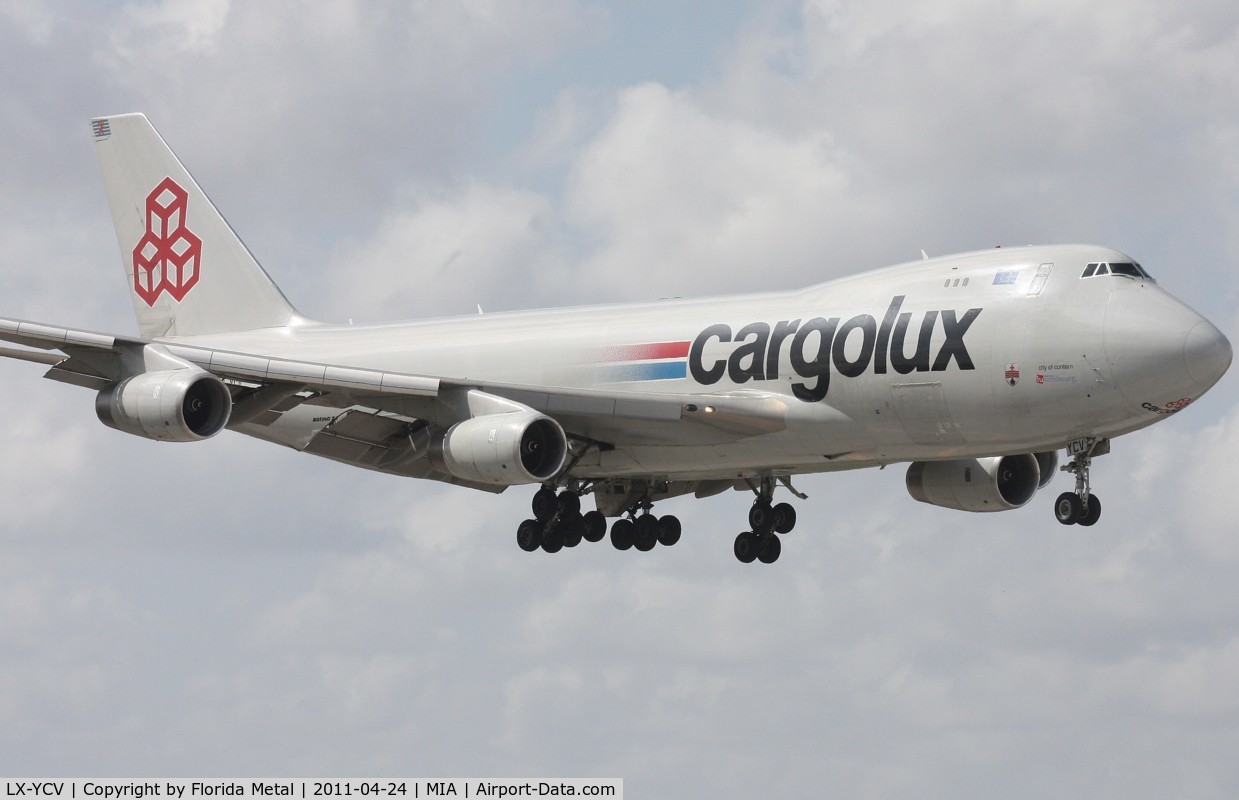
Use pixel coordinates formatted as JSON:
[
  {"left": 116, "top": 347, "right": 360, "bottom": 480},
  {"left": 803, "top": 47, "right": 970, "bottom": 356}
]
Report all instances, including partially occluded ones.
[{"left": 0, "top": 114, "right": 1231, "bottom": 564}]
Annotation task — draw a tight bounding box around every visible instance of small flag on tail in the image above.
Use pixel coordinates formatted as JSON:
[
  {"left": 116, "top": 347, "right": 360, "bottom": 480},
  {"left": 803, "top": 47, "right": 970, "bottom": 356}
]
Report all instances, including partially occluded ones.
[{"left": 91, "top": 118, "right": 111, "bottom": 140}]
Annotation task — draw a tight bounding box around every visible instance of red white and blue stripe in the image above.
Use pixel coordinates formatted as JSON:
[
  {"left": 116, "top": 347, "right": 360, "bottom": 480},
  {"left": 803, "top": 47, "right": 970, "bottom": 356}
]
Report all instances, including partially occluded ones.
[{"left": 595, "top": 341, "right": 690, "bottom": 382}]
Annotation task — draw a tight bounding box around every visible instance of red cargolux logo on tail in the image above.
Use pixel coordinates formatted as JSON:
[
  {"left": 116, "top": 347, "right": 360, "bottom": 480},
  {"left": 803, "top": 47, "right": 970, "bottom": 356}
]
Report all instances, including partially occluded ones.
[{"left": 132, "top": 177, "right": 202, "bottom": 306}]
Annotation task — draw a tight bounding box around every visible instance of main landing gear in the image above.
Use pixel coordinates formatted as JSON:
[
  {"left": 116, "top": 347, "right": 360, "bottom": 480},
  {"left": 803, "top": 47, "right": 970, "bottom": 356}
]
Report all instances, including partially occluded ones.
[
  {"left": 1054, "top": 441, "right": 1103, "bottom": 527},
  {"left": 516, "top": 486, "right": 682, "bottom": 555},
  {"left": 517, "top": 487, "right": 607, "bottom": 553},
  {"left": 607, "top": 505, "right": 682, "bottom": 552},
  {"left": 733, "top": 477, "right": 799, "bottom": 565},
  {"left": 518, "top": 477, "right": 802, "bottom": 563}
]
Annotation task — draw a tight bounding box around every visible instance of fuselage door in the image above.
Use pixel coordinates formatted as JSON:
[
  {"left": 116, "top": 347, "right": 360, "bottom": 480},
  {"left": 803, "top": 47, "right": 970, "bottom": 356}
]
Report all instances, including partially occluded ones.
[
  {"left": 890, "top": 381, "right": 965, "bottom": 445},
  {"left": 1027, "top": 263, "right": 1053, "bottom": 297}
]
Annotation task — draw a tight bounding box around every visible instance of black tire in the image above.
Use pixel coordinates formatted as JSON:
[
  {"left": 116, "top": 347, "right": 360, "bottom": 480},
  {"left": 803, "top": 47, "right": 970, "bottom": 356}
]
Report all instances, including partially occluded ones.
[
  {"left": 1054, "top": 491, "right": 1082, "bottom": 525},
  {"left": 634, "top": 514, "right": 658, "bottom": 551},
  {"left": 734, "top": 531, "right": 758, "bottom": 563},
  {"left": 748, "top": 501, "right": 775, "bottom": 535},
  {"left": 657, "top": 515, "right": 682, "bottom": 546},
  {"left": 532, "top": 487, "right": 558, "bottom": 521},
  {"left": 557, "top": 491, "right": 581, "bottom": 515},
  {"left": 610, "top": 518, "right": 635, "bottom": 551},
  {"left": 516, "top": 519, "right": 542, "bottom": 552},
  {"left": 1078, "top": 494, "right": 1102, "bottom": 527},
  {"left": 582, "top": 510, "right": 607, "bottom": 543},
  {"left": 772, "top": 502, "right": 797, "bottom": 534},
  {"left": 561, "top": 512, "right": 584, "bottom": 547},
  {"left": 757, "top": 533, "right": 782, "bottom": 564},
  {"left": 541, "top": 525, "right": 564, "bottom": 553}
]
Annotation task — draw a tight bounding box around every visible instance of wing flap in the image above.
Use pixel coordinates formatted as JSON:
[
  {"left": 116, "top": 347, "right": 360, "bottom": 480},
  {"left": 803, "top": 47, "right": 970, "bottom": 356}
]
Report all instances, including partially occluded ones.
[
  {"left": 0, "top": 345, "right": 64, "bottom": 366},
  {"left": 43, "top": 365, "right": 113, "bottom": 390}
]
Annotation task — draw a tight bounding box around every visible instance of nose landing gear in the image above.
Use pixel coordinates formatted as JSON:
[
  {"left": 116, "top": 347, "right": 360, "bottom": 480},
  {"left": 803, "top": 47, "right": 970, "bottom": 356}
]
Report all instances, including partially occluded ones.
[{"left": 1054, "top": 439, "right": 1105, "bottom": 526}]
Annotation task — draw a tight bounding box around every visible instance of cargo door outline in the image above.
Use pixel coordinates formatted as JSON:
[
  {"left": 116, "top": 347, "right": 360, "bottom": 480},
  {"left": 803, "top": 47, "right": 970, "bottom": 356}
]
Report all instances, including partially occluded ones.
[{"left": 890, "top": 381, "right": 965, "bottom": 445}]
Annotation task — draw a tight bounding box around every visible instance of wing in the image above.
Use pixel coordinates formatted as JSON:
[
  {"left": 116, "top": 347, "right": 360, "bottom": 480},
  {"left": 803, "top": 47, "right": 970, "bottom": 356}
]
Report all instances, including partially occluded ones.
[{"left": 1, "top": 317, "right": 790, "bottom": 483}]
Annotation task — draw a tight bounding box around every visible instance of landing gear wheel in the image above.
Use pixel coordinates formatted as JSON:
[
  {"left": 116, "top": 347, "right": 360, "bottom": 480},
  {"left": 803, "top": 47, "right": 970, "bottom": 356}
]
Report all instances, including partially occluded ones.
[
  {"left": 634, "top": 514, "right": 659, "bottom": 551},
  {"left": 772, "top": 503, "right": 797, "bottom": 534},
  {"left": 657, "top": 515, "right": 682, "bottom": 546},
  {"left": 610, "top": 518, "right": 635, "bottom": 551},
  {"left": 733, "top": 531, "right": 759, "bottom": 563},
  {"left": 532, "top": 488, "right": 558, "bottom": 521},
  {"left": 557, "top": 491, "right": 581, "bottom": 515},
  {"left": 1055, "top": 491, "right": 1082, "bottom": 525},
  {"left": 560, "top": 512, "right": 584, "bottom": 547},
  {"left": 517, "top": 519, "right": 542, "bottom": 552},
  {"left": 582, "top": 511, "right": 607, "bottom": 543},
  {"left": 1078, "top": 495, "right": 1102, "bottom": 527},
  {"left": 541, "top": 525, "right": 565, "bottom": 553},
  {"left": 757, "top": 533, "right": 781, "bottom": 564},
  {"left": 748, "top": 501, "right": 775, "bottom": 535}
]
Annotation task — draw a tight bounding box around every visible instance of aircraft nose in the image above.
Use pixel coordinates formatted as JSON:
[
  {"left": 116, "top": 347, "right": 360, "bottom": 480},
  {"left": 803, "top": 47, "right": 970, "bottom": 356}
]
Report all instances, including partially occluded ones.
[
  {"left": 1184, "top": 318, "right": 1232, "bottom": 388},
  {"left": 1103, "top": 287, "right": 1230, "bottom": 408}
]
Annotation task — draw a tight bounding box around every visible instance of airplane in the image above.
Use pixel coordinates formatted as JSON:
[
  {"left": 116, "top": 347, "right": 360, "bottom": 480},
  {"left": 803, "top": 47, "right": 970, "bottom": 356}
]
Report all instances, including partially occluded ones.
[{"left": 0, "top": 114, "right": 1232, "bottom": 564}]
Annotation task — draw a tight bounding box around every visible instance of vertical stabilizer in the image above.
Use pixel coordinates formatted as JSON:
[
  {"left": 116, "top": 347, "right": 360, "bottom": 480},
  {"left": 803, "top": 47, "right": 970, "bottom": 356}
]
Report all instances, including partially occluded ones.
[{"left": 91, "top": 113, "right": 306, "bottom": 338}]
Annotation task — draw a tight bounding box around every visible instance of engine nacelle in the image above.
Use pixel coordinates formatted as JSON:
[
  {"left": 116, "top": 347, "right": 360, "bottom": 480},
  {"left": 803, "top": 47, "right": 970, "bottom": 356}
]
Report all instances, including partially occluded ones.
[
  {"left": 431, "top": 411, "right": 568, "bottom": 486},
  {"left": 906, "top": 453, "right": 1041, "bottom": 512},
  {"left": 96, "top": 369, "right": 232, "bottom": 442},
  {"left": 1034, "top": 450, "right": 1059, "bottom": 489}
]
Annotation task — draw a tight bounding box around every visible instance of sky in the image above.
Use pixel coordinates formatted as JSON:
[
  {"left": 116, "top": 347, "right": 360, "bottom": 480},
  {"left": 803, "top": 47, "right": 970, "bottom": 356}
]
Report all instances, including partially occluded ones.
[{"left": 2, "top": 0, "right": 1239, "bottom": 796}]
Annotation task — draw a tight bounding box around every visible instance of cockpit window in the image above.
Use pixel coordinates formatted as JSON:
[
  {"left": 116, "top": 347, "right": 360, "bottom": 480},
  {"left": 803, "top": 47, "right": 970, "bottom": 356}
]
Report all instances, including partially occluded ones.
[
  {"left": 1080, "top": 261, "right": 1154, "bottom": 281},
  {"left": 1115, "top": 263, "right": 1149, "bottom": 278}
]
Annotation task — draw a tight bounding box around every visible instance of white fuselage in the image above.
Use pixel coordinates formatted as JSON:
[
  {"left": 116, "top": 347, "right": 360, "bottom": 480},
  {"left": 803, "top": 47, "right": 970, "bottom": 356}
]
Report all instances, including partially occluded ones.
[{"left": 171, "top": 244, "right": 1230, "bottom": 482}]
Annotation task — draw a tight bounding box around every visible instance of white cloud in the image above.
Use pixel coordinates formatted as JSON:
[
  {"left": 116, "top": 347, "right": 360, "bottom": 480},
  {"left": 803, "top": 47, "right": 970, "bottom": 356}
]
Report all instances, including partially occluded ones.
[
  {"left": 705, "top": 0, "right": 1239, "bottom": 281},
  {"left": 567, "top": 82, "right": 851, "bottom": 300},
  {"left": 0, "top": 0, "right": 56, "bottom": 44},
  {"left": 321, "top": 182, "right": 569, "bottom": 320},
  {"left": 1178, "top": 399, "right": 1239, "bottom": 559},
  {"left": 109, "top": 0, "right": 231, "bottom": 58}
]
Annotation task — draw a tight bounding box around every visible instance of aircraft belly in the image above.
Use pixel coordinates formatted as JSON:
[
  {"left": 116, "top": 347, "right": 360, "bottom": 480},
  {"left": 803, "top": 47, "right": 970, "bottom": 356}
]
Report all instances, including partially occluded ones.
[
  {"left": 594, "top": 441, "right": 836, "bottom": 480},
  {"left": 591, "top": 407, "right": 876, "bottom": 479}
]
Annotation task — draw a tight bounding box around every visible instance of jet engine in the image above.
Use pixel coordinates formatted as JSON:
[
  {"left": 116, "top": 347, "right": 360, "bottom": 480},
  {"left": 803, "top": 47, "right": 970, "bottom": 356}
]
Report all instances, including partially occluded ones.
[
  {"left": 431, "top": 411, "right": 568, "bottom": 486},
  {"left": 1034, "top": 450, "right": 1059, "bottom": 489},
  {"left": 906, "top": 453, "right": 1041, "bottom": 512},
  {"left": 96, "top": 369, "right": 232, "bottom": 442}
]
